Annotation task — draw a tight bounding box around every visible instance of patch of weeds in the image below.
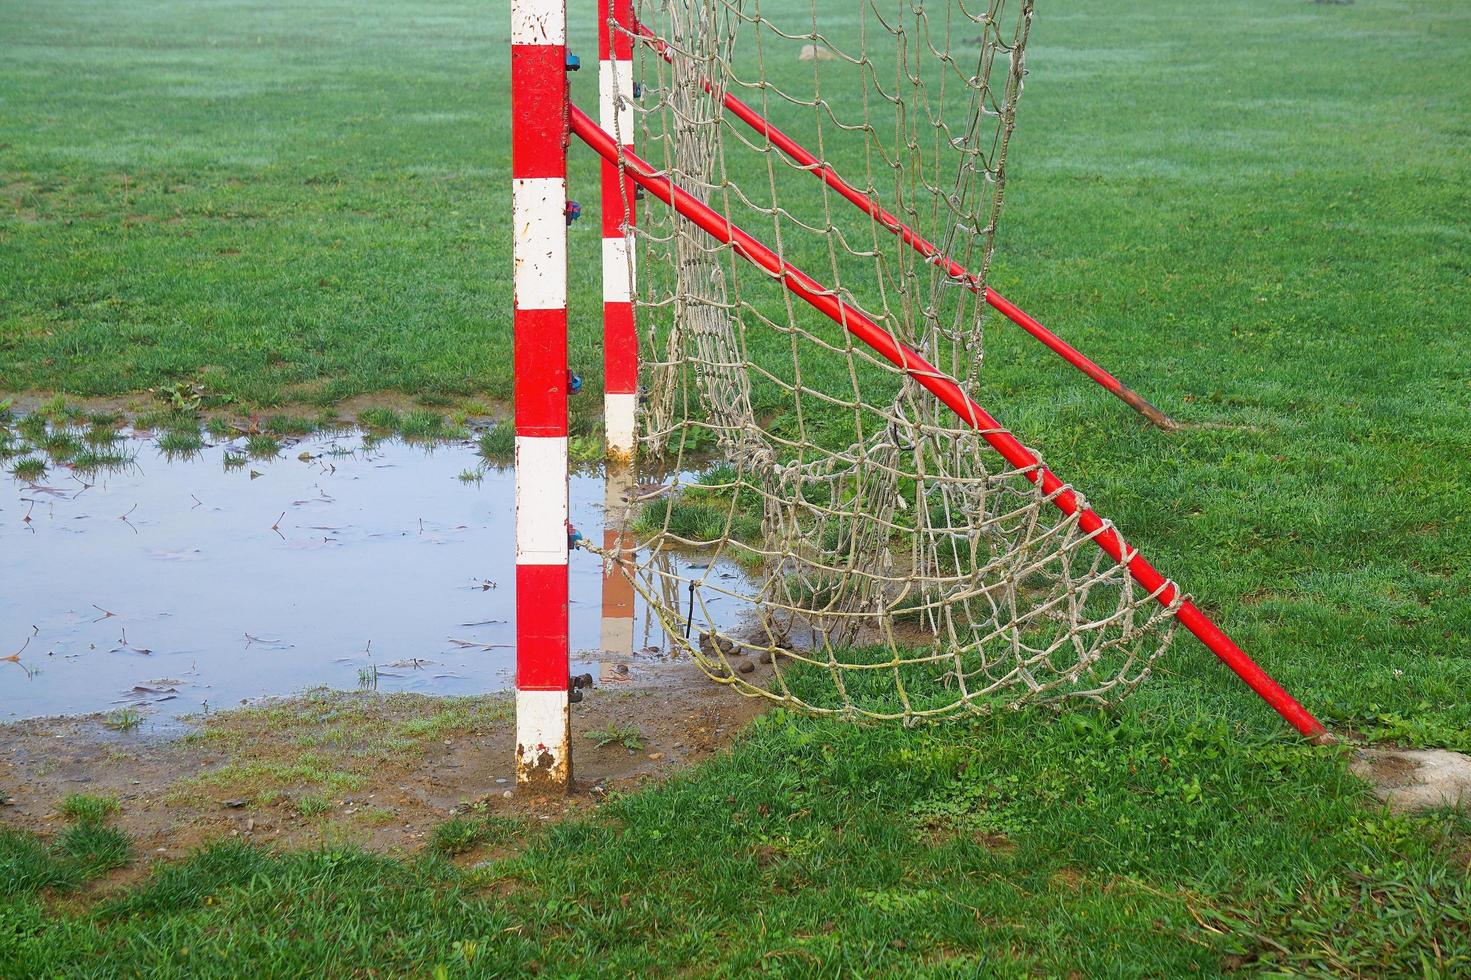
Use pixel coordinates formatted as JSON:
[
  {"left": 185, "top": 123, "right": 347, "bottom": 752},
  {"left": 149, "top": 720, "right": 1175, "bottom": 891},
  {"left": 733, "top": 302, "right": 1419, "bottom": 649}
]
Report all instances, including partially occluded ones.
[
  {"left": 296, "top": 795, "right": 332, "bottom": 818},
  {"left": 392, "top": 702, "right": 511, "bottom": 744},
  {"left": 265, "top": 414, "right": 316, "bottom": 436},
  {"left": 10, "top": 457, "right": 47, "bottom": 482},
  {"left": 155, "top": 380, "right": 205, "bottom": 412},
  {"left": 35, "top": 395, "right": 83, "bottom": 423},
  {"left": 430, "top": 815, "right": 524, "bottom": 857},
  {"left": 204, "top": 416, "right": 236, "bottom": 439},
  {"left": 459, "top": 398, "right": 494, "bottom": 418},
  {"left": 400, "top": 410, "right": 456, "bottom": 441},
  {"left": 457, "top": 467, "right": 483, "bottom": 485},
  {"left": 157, "top": 427, "right": 203, "bottom": 458},
  {"left": 569, "top": 433, "right": 604, "bottom": 462},
  {"left": 360, "top": 807, "right": 397, "bottom": 827},
  {"left": 86, "top": 411, "right": 123, "bottom": 428},
  {"left": 166, "top": 756, "right": 366, "bottom": 805},
  {"left": 314, "top": 409, "right": 344, "bottom": 431},
  {"left": 222, "top": 451, "right": 247, "bottom": 470},
  {"left": 0, "top": 829, "right": 82, "bottom": 896},
  {"left": 82, "top": 423, "right": 122, "bottom": 447},
  {"left": 357, "top": 665, "right": 379, "bottom": 690},
  {"left": 586, "top": 724, "right": 643, "bottom": 751},
  {"left": 0, "top": 397, "right": 12, "bottom": 422},
  {"left": 58, "top": 794, "right": 119, "bottom": 824},
  {"left": 104, "top": 708, "right": 144, "bottom": 732},
  {"left": 253, "top": 789, "right": 288, "bottom": 809},
  {"left": 0, "top": 818, "right": 131, "bottom": 899},
  {"left": 477, "top": 423, "right": 513, "bottom": 460},
  {"left": 429, "top": 817, "right": 482, "bottom": 856},
  {"left": 40, "top": 428, "right": 83, "bottom": 462},
  {"left": 245, "top": 433, "right": 280, "bottom": 458},
  {"left": 59, "top": 823, "right": 131, "bottom": 876},
  {"left": 132, "top": 407, "right": 191, "bottom": 432},
  {"left": 0, "top": 429, "right": 22, "bottom": 461},
  {"left": 72, "top": 445, "right": 133, "bottom": 473},
  {"left": 16, "top": 414, "right": 48, "bottom": 442},
  {"left": 358, "top": 407, "right": 401, "bottom": 433}
]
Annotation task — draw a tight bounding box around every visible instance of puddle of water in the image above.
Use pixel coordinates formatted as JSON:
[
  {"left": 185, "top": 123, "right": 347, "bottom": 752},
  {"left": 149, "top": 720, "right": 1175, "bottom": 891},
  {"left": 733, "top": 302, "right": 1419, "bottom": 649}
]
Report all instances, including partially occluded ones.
[{"left": 1, "top": 430, "right": 745, "bottom": 728}]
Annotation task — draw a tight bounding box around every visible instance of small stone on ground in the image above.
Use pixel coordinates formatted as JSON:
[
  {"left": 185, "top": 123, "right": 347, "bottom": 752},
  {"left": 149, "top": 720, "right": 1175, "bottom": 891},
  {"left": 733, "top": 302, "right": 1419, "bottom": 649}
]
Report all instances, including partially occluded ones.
[{"left": 1351, "top": 747, "right": 1471, "bottom": 813}]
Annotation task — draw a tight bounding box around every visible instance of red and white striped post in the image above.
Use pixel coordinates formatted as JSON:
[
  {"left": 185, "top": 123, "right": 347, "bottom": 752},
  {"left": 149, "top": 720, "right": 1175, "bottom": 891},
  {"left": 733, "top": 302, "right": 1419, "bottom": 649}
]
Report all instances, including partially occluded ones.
[
  {"left": 512, "top": 0, "right": 572, "bottom": 787},
  {"left": 600, "top": 0, "right": 638, "bottom": 460}
]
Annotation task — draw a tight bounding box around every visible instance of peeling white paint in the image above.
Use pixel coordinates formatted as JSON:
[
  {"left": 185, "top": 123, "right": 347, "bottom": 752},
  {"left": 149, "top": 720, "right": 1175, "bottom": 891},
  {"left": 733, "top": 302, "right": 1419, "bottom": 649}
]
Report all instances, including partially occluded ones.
[
  {"left": 601, "top": 237, "right": 634, "bottom": 303},
  {"left": 512, "top": 177, "right": 568, "bottom": 311},
  {"left": 511, "top": 0, "right": 565, "bottom": 46},
  {"left": 515, "top": 436, "right": 569, "bottom": 564}
]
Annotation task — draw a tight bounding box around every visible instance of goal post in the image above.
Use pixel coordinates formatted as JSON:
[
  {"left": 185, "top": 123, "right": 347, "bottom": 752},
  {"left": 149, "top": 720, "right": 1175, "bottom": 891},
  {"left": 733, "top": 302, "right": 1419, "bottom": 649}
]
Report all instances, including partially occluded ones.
[
  {"left": 600, "top": 0, "right": 640, "bottom": 460},
  {"left": 510, "top": 0, "right": 1327, "bottom": 791},
  {"left": 511, "top": 0, "right": 572, "bottom": 786}
]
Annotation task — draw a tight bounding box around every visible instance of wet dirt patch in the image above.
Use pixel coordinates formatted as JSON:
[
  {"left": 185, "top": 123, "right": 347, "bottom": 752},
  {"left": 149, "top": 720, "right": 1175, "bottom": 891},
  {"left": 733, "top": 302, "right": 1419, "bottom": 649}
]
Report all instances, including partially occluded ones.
[{"left": 0, "top": 676, "right": 768, "bottom": 859}]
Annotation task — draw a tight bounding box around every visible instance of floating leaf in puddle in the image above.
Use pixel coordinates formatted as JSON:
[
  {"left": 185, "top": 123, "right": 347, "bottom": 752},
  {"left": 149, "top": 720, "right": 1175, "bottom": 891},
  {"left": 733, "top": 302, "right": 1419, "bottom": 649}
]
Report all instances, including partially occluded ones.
[
  {"left": 446, "top": 638, "right": 512, "bottom": 651},
  {"left": 244, "top": 633, "right": 293, "bottom": 650},
  {"left": 1, "top": 636, "right": 31, "bottom": 663},
  {"left": 146, "top": 548, "right": 203, "bottom": 561},
  {"left": 116, "top": 685, "right": 178, "bottom": 704},
  {"left": 111, "top": 628, "right": 151, "bottom": 655}
]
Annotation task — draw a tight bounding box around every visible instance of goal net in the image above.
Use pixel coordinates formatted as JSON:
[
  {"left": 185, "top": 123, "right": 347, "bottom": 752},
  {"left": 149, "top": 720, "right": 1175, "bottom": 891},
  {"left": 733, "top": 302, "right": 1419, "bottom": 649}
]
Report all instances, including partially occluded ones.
[
  {"left": 576, "top": 0, "right": 1320, "bottom": 734},
  {"left": 585, "top": 0, "right": 1186, "bottom": 724}
]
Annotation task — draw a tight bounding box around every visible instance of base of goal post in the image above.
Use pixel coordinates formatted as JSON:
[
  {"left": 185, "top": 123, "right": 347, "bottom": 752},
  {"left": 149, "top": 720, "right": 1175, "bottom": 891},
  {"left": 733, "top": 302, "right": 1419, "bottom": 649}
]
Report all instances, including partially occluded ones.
[
  {"left": 514, "top": 689, "right": 572, "bottom": 786},
  {"left": 604, "top": 392, "right": 637, "bottom": 463}
]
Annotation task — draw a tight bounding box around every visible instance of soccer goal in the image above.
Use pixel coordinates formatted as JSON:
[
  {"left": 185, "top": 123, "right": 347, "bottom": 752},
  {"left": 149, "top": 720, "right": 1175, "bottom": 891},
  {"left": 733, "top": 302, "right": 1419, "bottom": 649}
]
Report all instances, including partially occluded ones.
[{"left": 511, "top": 0, "right": 1326, "bottom": 787}]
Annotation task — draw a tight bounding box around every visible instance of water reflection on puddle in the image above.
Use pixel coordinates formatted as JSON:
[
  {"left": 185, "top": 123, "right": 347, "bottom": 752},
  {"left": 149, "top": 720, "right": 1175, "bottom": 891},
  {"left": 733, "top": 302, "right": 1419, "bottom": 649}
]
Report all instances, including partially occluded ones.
[{"left": 1, "top": 431, "right": 742, "bottom": 727}]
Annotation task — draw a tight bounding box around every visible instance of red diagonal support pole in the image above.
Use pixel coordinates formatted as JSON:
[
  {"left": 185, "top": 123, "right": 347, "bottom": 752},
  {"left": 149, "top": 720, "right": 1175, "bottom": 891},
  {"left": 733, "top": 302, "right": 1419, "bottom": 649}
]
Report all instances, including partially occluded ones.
[
  {"left": 570, "top": 104, "right": 1327, "bottom": 741},
  {"left": 630, "top": 22, "right": 1177, "bottom": 431}
]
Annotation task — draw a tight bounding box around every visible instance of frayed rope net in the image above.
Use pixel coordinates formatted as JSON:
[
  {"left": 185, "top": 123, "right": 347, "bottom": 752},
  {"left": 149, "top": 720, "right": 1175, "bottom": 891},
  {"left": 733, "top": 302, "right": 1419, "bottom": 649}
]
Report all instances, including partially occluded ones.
[{"left": 598, "top": 0, "right": 1183, "bottom": 723}]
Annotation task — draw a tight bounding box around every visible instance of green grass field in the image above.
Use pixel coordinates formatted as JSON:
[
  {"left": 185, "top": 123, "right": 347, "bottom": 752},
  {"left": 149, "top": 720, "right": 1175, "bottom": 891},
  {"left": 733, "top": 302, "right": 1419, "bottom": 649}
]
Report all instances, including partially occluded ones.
[{"left": 4, "top": 0, "right": 1471, "bottom": 973}]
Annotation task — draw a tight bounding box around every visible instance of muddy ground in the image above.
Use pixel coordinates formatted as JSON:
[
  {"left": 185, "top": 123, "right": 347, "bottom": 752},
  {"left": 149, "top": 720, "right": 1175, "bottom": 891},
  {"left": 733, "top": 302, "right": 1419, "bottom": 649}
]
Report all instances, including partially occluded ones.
[
  {"left": 0, "top": 664, "right": 767, "bottom": 865},
  {"left": 7, "top": 663, "right": 1468, "bottom": 892}
]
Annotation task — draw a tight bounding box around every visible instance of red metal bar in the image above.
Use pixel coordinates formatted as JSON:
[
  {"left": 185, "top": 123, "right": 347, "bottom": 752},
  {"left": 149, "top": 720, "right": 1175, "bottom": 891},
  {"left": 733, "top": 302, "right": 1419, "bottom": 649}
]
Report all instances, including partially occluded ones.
[
  {"left": 570, "top": 104, "right": 1327, "bottom": 740},
  {"left": 630, "top": 22, "right": 1177, "bottom": 431}
]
